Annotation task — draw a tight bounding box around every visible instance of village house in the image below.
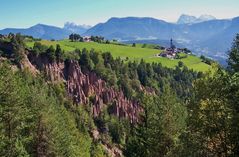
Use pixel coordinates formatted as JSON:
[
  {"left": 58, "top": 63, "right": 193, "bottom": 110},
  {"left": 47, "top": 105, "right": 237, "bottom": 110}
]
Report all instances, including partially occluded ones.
[
  {"left": 83, "top": 36, "right": 91, "bottom": 42},
  {"left": 158, "top": 38, "right": 181, "bottom": 59},
  {"left": 160, "top": 51, "right": 176, "bottom": 59}
]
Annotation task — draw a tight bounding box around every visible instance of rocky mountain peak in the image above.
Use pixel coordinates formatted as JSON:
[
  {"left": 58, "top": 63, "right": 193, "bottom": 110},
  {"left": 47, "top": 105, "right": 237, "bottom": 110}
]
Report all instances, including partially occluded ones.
[
  {"left": 177, "top": 14, "right": 216, "bottom": 24},
  {"left": 63, "top": 22, "right": 91, "bottom": 34}
]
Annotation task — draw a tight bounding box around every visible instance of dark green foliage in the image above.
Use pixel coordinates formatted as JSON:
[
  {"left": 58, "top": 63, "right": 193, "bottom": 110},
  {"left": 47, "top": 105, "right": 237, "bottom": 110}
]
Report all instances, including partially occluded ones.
[
  {"left": 0, "top": 62, "right": 92, "bottom": 157},
  {"left": 176, "top": 67, "right": 234, "bottom": 157},
  {"left": 142, "top": 44, "right": 147, "bottom": 48},
  {"left": 0, "top": 64, "right": 32, "bottom": 156},
  {"left": 90, "top": 49, "right": 100, "bottom": 65},
  {"left": 90, "top": 142, "right": 105, "bottom": 157},
  {"left": 228, "top": 73, "right": 239, "bottom": 155},
  {"left": 108, "top": 117, "right": 127, "bottom": 144},
  {"left": 33, "top": 43, "right": 64, "bottom": 61},
  {"left": 175, "top": 50, "right": 239, "bottom": 157},
  {"left": 182, "top": 48, "right": 192, "bottom": 54},
  {"left": 73, "top": 105, "right": 95, "bottom": 133},
  {"left": 69, "top": 33, "right": 82, "bottom": 42},
  {"left": 106, "top": 40, "right": 110, "bottom": 44},
  {"left": 124, "top": 86, "right": 187, "bottom": 157},
  {"left": 89, "top": 52, "right": 199, "bottom": 99},
  {"left": 0, "top": 50, "right": 3, "bottom": 56},
  {"left": 178, "top": 61, "right": 184, "bottom": 67},
  {"left": 200, "top": 55, "right": 215, "bottom": 65},
  {"left": 55, "top": 44, "right": 64, "bottom": 61},
  {"left": 33, "top": 42, "right": 48, "bottom": 55},
  {"left": 10, "top": 33, "right": 26, "bottom": 64},
  {"left": 228, "top": 33, "right": 239, "bottom": 73},
  {"left": 175, "top": 53, "right": 188, "bottom": 59},
  {"left": 79, "top": 48, "right": 95, "bottom": 71},
  {"left": 46, "top": 45, "right": 56, "bottom": 61},
  {"left": 102, "top": 52, "right": 114, "bottom": 66},
  {"left": 93, "top": 106, "right": 130, "bottom": 147},
  {"left": 90, "top": 36, "right": 104, "bottom": 43},
  {"left": 119, "top": 75, "right": 134, "bottom": 98}
]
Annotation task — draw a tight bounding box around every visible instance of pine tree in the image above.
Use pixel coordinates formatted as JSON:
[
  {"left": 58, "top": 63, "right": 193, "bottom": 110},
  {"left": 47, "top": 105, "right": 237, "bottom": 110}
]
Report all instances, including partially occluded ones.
[
  {"left": 55, "top": 44, "right": 64, "bottom": 61},
  {"left": 46, "top": 45, "right": 56, "bottom": 61},
  {"left": 79, "top": 48, "right": 94, "bottom": 71},
  {"left": 180, "top": 67, "right": 233, "bottom": 156},
  {"left": 228, "top": 34, "right": 239, "bottom": 73},
  {"left": 0, "top": 63, "right": 32, "bottom": 156},
  {"left": 125, "top": 85, "right": 187, "bottom": 157}
]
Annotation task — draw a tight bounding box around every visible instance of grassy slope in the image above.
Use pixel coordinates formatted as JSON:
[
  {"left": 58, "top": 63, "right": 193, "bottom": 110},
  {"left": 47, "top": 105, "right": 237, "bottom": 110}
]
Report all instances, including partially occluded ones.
[
  {"left": 26, "top": 40, "right": 210, "bottom": 72},
  {"left": 133, "top": 43, "right": 159, "bottom": 49}
]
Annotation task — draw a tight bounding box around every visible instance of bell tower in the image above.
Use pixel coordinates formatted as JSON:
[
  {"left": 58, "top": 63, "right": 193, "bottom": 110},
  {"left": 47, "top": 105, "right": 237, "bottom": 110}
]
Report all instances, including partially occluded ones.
[
  {"left": 170, "top": 38, "right": 173, "bottom": 49},
  {"left": 170, "top": 38, "right": 176, "bottom": 49}
]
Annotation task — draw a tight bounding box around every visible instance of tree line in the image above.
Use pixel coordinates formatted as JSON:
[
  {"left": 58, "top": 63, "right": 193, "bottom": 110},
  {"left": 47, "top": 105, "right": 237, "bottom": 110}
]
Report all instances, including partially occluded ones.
[{"left": 69, "top": 33, "right": 107, "bottom": 43}]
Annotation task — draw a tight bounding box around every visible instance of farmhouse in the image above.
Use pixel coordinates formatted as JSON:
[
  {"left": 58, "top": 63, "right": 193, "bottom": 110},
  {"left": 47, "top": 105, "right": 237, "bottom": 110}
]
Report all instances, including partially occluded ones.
[{"left": 83, "top": 36, "right": 91, "bottom": 42}]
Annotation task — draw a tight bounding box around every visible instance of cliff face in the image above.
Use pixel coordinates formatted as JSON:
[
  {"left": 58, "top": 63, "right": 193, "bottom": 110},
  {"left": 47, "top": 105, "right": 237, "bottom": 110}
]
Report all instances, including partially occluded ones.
[{"left": 28, "top": 54, "right": 143, "bottom": 123}]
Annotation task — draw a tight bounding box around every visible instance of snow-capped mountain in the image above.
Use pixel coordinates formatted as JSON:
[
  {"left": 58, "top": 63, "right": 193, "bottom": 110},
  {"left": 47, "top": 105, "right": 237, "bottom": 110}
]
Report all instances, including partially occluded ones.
[
  {"left": 177, "top": 14, "right": 198, "bottom": 24},
  {"left": 177, "top": 14, "right": 216, "bottom": 24},
  {"left": 197, "top": 15, "right": 216, "bottom": 23},
  {"left": 63, "top": 22, "right": 91, "bottom": 34}
]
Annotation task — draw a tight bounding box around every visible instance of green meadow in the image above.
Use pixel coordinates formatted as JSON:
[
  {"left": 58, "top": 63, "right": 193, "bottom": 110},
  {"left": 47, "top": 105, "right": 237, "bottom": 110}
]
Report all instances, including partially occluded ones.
[{"left": 26, "top": 40, "right": 211, "bottom": 72}]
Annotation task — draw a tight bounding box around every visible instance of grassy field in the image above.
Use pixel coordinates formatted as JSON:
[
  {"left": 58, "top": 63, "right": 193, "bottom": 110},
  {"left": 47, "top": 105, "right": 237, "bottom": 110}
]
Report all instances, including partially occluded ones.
[{"left": 26, "top": 40, "right": 210, "bottom": 72}]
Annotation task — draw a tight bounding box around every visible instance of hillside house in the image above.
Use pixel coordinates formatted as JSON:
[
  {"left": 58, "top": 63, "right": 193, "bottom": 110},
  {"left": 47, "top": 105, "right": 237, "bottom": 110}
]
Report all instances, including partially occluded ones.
[
  {"left": 158, "top": 38, "right": 179, "bottom": 59},
  {"left": 83, "top": 36, "right": 91, "bottom": 42},
  {"left": 160, "top": 51, "right": 176, "bottom": 59}
]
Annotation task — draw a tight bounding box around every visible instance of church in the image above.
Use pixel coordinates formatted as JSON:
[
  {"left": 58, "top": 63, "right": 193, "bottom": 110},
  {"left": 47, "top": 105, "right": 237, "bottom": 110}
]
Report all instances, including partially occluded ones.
[{"left": 159, "top": 38, "right": 179, "bottom": 59}]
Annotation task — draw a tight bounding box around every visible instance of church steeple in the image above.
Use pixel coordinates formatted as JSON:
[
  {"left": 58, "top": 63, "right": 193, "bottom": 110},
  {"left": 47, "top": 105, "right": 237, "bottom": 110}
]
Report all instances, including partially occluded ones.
[
  {"left": 170, "top": 38, "right": 175, "bottom": 49},
  {"left": 170, "top": 38, "right": 173, "bottom": 48}
]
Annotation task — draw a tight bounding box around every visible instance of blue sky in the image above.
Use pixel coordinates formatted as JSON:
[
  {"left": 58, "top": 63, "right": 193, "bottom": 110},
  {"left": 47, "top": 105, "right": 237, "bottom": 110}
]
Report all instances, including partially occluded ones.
[{"left": 0, "top": 0, "right": 239, "bottom": 29}]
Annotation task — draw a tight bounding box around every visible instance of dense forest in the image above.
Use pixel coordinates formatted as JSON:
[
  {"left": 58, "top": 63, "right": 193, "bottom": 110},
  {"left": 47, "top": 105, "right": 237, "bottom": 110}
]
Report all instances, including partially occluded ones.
[{"left": 0, "top": 33, "right": 239, "bottom": 157}]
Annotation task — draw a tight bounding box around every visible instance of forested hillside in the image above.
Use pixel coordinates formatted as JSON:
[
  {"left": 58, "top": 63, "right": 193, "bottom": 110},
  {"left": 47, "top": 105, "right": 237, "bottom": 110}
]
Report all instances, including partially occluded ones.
[{"left": 0, "top": 33, "right": 239, "bottom": 157}]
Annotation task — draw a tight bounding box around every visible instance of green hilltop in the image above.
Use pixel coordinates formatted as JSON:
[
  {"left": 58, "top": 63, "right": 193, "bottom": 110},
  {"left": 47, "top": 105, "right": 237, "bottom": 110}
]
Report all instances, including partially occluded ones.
[{"left": 26, "top": 40, "right": 211, "bottom": 72}]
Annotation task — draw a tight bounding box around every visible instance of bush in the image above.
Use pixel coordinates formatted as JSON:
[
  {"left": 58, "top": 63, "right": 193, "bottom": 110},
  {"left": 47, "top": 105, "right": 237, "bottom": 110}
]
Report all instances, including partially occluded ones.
[
  {"left": 33, "top": 42, "right": 48, "bottom": 55},
  {"left": 178, "top": 61, "right": 184, "bottom": 67},
  {"left": 46, "top": 45, "right": 56, "bottom": 61},
  {"left": 79, "top": 49, "right": 95, "bottom": 71}
]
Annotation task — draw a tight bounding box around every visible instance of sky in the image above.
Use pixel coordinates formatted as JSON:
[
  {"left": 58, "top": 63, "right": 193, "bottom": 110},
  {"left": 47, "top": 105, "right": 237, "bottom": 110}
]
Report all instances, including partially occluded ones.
[{"left": 0, "top": 0, "right": 239, "bottom": 29}]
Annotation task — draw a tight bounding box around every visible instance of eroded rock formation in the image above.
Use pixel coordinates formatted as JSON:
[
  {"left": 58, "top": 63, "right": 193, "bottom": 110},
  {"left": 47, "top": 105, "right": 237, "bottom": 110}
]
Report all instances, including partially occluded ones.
[{"left": 28, "top": 54, "right": 143, "bottom": 123}]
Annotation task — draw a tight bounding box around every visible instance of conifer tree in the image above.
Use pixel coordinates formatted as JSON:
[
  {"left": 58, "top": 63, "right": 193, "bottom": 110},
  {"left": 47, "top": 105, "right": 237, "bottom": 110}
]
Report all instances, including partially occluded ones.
[{"left": 228, "top": 34, "right": 239, "bottom": 73}]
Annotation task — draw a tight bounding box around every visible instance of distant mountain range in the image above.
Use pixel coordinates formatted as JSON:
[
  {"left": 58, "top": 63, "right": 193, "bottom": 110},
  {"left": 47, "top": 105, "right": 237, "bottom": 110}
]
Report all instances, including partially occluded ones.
[
  {"left": 83, "top": 15, "right": 239, "bottom": 64},
  {"left": 0, "top": 22, "right": 91, "bottom": 40},
  {"left": 0, "top": 14, "right": 238, "bottom": 64}
]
